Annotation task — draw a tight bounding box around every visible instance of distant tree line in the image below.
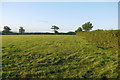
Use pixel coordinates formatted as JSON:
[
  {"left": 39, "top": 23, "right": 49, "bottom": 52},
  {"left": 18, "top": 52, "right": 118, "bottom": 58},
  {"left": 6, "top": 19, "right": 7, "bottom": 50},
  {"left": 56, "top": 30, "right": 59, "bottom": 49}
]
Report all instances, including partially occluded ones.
[
  {"left": 2, "top": 26, "right": 25, "bottom": 35},
  {"left": 1, "top": 26, "right": 75, "bottom": 35},
  {"left": 1, "top": 22, "right": 93, "bottom": 35}
]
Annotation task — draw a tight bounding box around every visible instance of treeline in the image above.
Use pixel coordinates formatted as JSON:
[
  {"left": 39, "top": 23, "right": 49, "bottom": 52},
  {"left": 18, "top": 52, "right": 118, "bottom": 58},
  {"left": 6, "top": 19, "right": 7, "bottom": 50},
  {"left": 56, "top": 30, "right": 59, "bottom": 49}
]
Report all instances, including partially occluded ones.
[
  {"left": 76, "top": 29, "right": 120, "bottom": 51},
  {"left": 1, "top": 32, "right": 76, "bottom": 35},
  {"left": 1, "top": 26, "right": 25, "bottom": 35},
  {"left": 1, "top": 22, "right": 94, "bottom": 35},
  {"left": 1, "top": 26, "right": 75, "bottom": 35}
]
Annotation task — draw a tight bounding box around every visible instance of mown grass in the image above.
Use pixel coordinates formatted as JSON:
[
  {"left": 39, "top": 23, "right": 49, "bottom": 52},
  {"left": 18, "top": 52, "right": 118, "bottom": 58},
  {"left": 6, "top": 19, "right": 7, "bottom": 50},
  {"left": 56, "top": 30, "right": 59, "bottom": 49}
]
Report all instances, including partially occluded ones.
[{"left": 1, "top": 35, "right": 118, "bottom": 78}]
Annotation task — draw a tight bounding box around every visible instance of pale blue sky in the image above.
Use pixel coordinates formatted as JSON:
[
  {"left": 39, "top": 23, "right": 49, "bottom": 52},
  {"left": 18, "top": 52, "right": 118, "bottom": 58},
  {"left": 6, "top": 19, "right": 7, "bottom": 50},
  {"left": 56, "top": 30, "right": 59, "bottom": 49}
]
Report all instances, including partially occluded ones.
[{"left": 1, "top": 2, "right": 118, "bottom": 32}]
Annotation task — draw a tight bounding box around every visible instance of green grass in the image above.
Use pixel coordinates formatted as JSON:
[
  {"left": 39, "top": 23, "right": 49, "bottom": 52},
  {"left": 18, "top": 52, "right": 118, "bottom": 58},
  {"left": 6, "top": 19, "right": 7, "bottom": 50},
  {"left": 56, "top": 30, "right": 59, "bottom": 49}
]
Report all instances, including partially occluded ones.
[
  {"left": 1, "top": 35, "right": 118, "bottom": 78},
  {"left": 77, "top": 30, "right": 119, "bottom": 51}
]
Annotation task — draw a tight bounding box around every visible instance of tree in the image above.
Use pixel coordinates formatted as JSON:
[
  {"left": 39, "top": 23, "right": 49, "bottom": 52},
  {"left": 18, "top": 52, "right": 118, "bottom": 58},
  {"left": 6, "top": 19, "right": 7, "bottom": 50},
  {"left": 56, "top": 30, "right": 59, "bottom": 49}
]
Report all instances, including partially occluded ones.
[
  {"left": 19, "top": 27, "right": 25, "bottom": 34},
  {"left": 51, "top": 25, "right": 59, "bottom": 34},
  {"left": 82, "top": 22, "right": 93, "bottom": 31},
  {"left": 2, "top": 26, "right": 11, "bottom": 34},
  {"left": 75, "top": 27, "right": 82, "bottom": 33}
]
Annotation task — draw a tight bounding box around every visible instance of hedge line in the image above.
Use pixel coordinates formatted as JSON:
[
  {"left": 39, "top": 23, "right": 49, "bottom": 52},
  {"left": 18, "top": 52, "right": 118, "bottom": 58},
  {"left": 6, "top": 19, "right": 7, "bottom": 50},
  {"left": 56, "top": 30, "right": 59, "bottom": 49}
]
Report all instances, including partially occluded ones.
[{"left": 77, "top": 30, "right": 120, "bottom": 51}]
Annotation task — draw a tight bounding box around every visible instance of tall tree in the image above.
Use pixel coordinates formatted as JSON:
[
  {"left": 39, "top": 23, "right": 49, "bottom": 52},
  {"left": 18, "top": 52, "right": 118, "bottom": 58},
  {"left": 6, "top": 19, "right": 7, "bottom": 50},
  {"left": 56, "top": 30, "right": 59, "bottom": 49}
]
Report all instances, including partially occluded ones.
[
  {"left": 82, "top": 22, "right": 93, "bottom": 31},
  {"left": 51, "top": 25, "right": 59, "bottom": 34},
  {"left": 19, "top": 27, "right": 25, "bottom": 34},
  {"left": 75, "top": 27, "right": 82, "bottom": 33},
  {"left": 2, "top": 26, "right": 11, "bottom": 34}
]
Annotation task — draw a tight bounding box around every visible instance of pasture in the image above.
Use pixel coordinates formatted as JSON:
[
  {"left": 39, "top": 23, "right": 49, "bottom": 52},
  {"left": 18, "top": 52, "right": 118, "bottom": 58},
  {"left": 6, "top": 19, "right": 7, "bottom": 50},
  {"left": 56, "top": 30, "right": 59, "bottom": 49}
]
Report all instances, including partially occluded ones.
[{"left": 2, "top": 35, "right": 118, "bottom": 78}]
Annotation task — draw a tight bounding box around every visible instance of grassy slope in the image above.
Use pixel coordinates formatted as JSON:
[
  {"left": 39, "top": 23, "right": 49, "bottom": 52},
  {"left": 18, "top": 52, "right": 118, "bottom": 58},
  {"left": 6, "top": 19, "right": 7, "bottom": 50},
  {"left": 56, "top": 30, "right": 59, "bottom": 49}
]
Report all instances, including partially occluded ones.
[
  {"left": 2, "top": 35, "right": 118, "bottom": 78},
  {"left": 77, "top": 30, "right": 119, "bottom": 51}
]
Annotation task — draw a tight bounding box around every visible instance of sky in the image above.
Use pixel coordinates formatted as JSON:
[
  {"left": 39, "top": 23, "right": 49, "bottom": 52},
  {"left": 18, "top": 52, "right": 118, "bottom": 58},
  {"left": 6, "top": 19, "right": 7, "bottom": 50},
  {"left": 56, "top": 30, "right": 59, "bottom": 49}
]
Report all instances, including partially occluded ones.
[
  {"left": 0, "top": 2, "right": 118, "bottom": 32},
  {"left": 0, "top": 0, "right": 119, "bottom": 2}
]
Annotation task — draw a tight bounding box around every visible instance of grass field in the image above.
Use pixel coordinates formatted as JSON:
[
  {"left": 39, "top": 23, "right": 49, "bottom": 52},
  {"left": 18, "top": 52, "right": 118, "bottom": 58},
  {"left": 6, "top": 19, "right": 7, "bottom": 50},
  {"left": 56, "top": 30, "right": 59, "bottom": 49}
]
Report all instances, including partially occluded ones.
[{"left": 1, "top": 35, "right": 118, "bottom": 78}]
